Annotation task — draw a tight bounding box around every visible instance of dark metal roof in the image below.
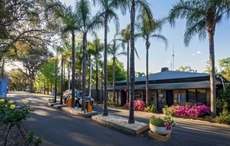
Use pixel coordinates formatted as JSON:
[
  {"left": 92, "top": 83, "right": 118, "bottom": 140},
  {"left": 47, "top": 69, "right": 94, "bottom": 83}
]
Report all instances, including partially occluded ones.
[
  {"left": 108, "top": 81, "right": 210, "bottom": 90},
  {"left": 115, "top": 71, "right": 210, "bottom": 84}
]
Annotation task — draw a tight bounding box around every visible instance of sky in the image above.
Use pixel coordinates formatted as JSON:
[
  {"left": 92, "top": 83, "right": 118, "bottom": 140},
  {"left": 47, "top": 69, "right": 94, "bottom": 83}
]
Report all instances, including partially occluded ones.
[{"left": 59, "top": 0, "right": 230, "bottom": 74}]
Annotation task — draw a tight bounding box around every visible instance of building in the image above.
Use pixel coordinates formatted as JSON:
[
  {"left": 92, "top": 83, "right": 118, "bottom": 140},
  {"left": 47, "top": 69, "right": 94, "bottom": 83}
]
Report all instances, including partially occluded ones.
[{"left": 108, "top": 67, "right": 228, "bottom": 111}]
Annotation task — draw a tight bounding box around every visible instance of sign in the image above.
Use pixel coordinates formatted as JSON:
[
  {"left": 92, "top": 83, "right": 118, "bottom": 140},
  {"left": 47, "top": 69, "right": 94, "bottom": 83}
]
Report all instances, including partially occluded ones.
[{"left": 0, "top": 77, "right": 9, "bottom": 98}]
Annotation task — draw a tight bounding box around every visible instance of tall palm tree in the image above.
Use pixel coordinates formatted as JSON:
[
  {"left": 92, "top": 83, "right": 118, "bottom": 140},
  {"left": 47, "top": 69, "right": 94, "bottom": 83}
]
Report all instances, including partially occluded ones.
[
  {"left": 53, "top": 2, "right": 80, "bottom": 108},
  {"left": 108, "top": 38, "right": 126, "bottom": 104},
  {"left": 128, "top": 0, "right": 153, "bottom": 123},
  {"left": 93, "top": 0, "right": 127, "bottom": 116},
  {"left": 76, "top": 0, "right": 103, "bottom": 112},
  {"left": 136, "top": 15, "right": 168, "bottom": 105},
  {"left": 168, "top": 0, "right": 230, "bottom": 115},
  {"left": 88, "top": 33, "right": 104, "bottom": 102},
  {"left": 116, "top": 25, "right": 131, "bottom": 104}
]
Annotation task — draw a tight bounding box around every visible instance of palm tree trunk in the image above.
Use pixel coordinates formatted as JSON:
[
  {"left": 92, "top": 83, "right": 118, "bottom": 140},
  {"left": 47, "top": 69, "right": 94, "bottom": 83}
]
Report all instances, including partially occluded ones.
[
  {"left": 81, "top": 32, "right": 87, "bottom": 113},
  {"left": 208, "top": 31, "right": 216, "bottom": 116},
  {"left": 112, "top": 57, "right": 116, "bottom": 103},
  {"left": 126, "top": 42, "right": 130, "bottom": 104},
  {"left": 71, "top": 30, "right": 76, "bottom": 108},
  {"left": 128, "top": 0, "right": 135, "bottom": 124},
  {"left": 100, "top": 70, "right": 103, "bottom": 102},
  {"left": 103, "top": 14, "right": 108, "bottom": 116},
  {"left": 54, "top": 51, "right": 58, "bottom": 102},
  {"left": 96, "top": 55, "right": 99, "bottom": 102},
  {"left": 60, "top": 55, "right": 64, "bottom": 104},
  {"left": 146, "top": 39, "right": 149, "bottom": 105},
  {"left": 88, "top": 56, "right": 91, "bottom": 94},
  {"left": 68, "top": 63, "right": 70, "bottom": 90}
]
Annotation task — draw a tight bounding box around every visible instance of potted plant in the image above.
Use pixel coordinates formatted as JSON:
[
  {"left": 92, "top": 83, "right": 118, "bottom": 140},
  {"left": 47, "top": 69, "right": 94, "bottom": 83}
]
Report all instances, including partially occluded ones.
[{"left": 149, "top": 114, "right": 176, "bottom": 135}]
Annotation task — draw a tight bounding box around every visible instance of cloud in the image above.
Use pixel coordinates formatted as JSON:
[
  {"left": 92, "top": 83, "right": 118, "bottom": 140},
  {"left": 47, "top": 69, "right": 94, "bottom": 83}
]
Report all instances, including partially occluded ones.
[
  {"left": 167, "top": 61, "right": 171, "bottom": 63},
  {"left": 192, "top": 53, "right": 196, "bottom": 56},
  {"left": 196, "top": 51, "right": 201, "bottom": 54}
]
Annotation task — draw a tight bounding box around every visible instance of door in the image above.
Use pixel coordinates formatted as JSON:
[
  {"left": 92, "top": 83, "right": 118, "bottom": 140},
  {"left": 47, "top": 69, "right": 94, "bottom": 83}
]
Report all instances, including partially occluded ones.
[
  {"left": 157, "top": 90, "right": 166, "bottom": 111},
  {"left": 166, "top": 90, "right": 174, "bottom": 106}
]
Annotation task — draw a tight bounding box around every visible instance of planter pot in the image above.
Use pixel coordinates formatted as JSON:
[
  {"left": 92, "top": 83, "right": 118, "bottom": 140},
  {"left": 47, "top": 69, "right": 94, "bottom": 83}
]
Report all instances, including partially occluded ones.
[{"left": 149, "top": 123, "right": 171, "bottom": 135}]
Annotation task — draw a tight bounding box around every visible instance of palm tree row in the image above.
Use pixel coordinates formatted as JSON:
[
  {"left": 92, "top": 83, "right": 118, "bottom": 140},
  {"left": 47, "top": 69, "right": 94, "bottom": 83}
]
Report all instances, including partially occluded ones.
[{"left": 49, "top": 0, "right": 230, "bottom": 121}]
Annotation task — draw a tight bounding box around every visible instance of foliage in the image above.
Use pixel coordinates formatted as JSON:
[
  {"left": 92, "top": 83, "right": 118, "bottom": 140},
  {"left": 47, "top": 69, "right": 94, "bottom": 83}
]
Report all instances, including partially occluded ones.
[
  {"left": 170, "top": 104, "right": 211, "bottom": 117},
  {"left": 0, "top": 97, "right": 42, "bottom": 145},
  {"left": 219, "top": 57, "right": 230, "bottom": 80},
  {"left": 145, "top": 104, "right": 156, "bottom": 113},
  {"left": 215, "top": 110, "right": 230, "bottom": 125},
  {"left": 135, "top": 72, "right": 145, "bottom": 77},
  {"left": 26, "top": 132, "right": 43, "bottom": 146},
  {"left": 216, "top": 86, "right": 230, "bottom": 114},
  {"left": 149, "top": 114, "right": 176, "bottom": 130},
  {"left": 126, "top": 100, "right": 146, "bottom": 111},
  {"left": 163, "top": 105, "right": 173, "bottom": 115},
  {"left": 107, "top": 59, "right": 126, "bottom": 83},
  {"left": 5, "top": 69, "right": 28, "bottom": 91},
  {"left": 107, "top": 100, "right": 117, "bottom": 106}
]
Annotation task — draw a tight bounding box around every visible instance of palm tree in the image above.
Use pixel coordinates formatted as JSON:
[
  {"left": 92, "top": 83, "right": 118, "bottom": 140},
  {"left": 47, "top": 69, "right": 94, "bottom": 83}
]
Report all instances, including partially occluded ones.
[
  {"left": 128, "top": 0, "right": 153, "bottom": 123},
  {"left": 76, "top": 0, "right": 103, "bottom": 112},
  {"left": 93, "top": 0, "right": 127, "bottom": 116},
  {"left": 88, "top": 33, "right": 104, "bottom": 102},
  {"left": 116, "top": 25, "right": 131, "bottom": 104},
  {"left": 136, "top": 15, "right": 168, "bottom": 105},
  {"left": 53, "top": 2, "right": 80, "bottom": 108},
  {"left": 108, "top": 38, "right": 126, "bottom": 104},
  {"left": 168, "top": 0, "right": 230, "bottom": 115}
]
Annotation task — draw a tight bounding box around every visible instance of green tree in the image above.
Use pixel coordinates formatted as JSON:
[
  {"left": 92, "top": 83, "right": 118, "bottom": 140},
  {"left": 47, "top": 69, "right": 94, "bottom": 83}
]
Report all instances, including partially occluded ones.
[
  {"left": 135, "top": 72, "right": 145, "bottom": 77},
  {"left": 136, "top": 15, "right": 168, "bottom": 105},
  {"left": 168, "top": 0, "right": 230, "bottom": 115},
  {"left": 88, "top": 33, "right": 104, "bottom": 102},
  {"left": 203, "top": 61, "right": 218, "bottom": 74},
  {"left": 53, "top": 2, "right": 80, "bottom": 107},
  {"left": 93, "top": 0, "right": 127, "bottom": 116},
  {"left": 116, "top": 25, "right": 131, "bottom": 104},
  {"left": 76, "top": 0, "right": 103, "bottom": 112},
  {"left": 107, "top": 59, "right": 126, "bottom": 84},
  {"left": 108, "top": 38, "right": 126, "bottom": 103},
  {"left": 219, "top": 58, "right": 230, "bottom": 80},
  {"left": 128, "top": 0, "right": 153, "bottom": 123}
]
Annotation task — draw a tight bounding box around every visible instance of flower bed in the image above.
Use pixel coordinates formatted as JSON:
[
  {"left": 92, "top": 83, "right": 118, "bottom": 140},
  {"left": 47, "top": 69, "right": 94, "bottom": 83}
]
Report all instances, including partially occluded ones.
[{"left": 170, "top": 104, "right": 211, "bottom": 117}]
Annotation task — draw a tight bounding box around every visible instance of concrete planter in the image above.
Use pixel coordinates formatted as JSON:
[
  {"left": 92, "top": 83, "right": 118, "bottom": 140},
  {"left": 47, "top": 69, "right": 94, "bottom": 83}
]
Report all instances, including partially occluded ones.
[{"left": 149, "top": 123, "right": 171, "bottom": 135}]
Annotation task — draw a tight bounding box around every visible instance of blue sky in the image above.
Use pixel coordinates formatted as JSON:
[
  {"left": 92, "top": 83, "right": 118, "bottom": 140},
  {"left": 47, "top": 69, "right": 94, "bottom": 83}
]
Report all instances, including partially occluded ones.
[{"left": 59, "top": 0, "right": 230, "bottom": 73}]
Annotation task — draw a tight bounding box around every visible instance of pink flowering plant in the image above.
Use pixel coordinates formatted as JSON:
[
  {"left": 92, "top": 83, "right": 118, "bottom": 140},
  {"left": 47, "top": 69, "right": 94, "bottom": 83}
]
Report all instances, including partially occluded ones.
[
  {"left": 126, "top": 100, "right": 146, "bottom": 111},
  {"left": 170, "top": 104, "right": 211, "bottom": 117}
]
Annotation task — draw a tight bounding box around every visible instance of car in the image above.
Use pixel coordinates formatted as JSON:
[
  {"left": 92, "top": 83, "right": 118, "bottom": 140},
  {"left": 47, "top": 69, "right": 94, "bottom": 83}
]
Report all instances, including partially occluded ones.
[
  {"left": 75, "top": 92, "right": 94, "bottom": 107},
  {"left": 63, "top": 90, "right": 94, "bottom": 107}
]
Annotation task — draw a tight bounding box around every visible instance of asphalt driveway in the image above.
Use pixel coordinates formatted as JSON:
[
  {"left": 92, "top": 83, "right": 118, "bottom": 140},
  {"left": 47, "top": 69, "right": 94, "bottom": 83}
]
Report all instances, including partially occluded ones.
[{"left": 7, "top": 91, "right": 230, "bottom": 146}]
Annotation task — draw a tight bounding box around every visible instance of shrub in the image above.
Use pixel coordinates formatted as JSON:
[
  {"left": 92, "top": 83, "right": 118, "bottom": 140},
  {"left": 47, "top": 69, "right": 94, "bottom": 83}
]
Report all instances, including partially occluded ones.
[
  {"left": 145, "top": 104, "right": 156, "bottom": 113},
  {"left": 216, "top": 86, "right": 230, "bottom": 115},
  {"left": 215, "top": 110, "right": 230, "bottom": 124},
  {"left": 126, "top": 100, "right": 146, "bottom": 111},
  {"left": 0, "top": 97, "right": 42, "bottom": 145},
  {"left": 170, "top": 104, "right": 211, "bottom": 117}
]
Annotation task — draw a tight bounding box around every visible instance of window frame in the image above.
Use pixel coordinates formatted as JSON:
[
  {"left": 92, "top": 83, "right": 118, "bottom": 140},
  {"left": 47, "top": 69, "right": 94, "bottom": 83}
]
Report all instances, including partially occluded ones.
[{"left": 186, "top": 89, "right": 207, "bottom": 103}]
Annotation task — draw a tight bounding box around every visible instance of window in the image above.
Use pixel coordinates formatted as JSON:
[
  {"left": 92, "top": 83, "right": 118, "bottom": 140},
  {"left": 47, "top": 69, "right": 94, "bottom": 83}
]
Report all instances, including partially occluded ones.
[
  {"left": 187, "top": 89, "right": 206, "bottom": 103},
  {"left": 197, "top": 89, "right": 206, "bottom": 103},
  {"left": 187, "top": 89, "right": 196, "bottom": 102}
]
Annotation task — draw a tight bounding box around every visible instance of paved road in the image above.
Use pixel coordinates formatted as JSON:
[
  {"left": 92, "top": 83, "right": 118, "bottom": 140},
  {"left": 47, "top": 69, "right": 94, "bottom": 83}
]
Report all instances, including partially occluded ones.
[{"left": 7, "top": 91, "right": 230, "bottom": 146}]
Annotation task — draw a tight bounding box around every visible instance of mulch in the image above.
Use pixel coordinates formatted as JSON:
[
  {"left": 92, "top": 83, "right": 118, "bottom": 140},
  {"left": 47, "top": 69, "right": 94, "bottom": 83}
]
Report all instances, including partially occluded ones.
[{"left": 0, "top": 124, "right": 26, "bottom": 146}]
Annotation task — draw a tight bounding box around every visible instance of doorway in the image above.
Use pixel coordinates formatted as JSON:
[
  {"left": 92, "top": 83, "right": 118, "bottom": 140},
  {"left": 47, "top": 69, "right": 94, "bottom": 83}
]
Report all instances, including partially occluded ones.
[{"left": 166, "top": 90, "right": 174, "bottom": 106}]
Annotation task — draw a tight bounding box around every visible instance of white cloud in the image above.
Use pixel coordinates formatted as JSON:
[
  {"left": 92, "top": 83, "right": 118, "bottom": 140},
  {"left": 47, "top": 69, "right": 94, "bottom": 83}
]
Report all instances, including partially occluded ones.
[
  {"left": 197, "top": 51, "right": 201, "bottom": 54},
  {"left": 192, "top": 53, "right": 196, "bottom": 56},
  {"left": 167, "top": 61, "right": 171, "bottom": 63}
]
